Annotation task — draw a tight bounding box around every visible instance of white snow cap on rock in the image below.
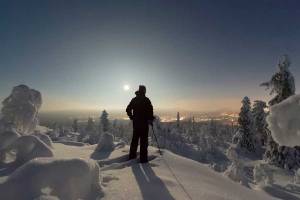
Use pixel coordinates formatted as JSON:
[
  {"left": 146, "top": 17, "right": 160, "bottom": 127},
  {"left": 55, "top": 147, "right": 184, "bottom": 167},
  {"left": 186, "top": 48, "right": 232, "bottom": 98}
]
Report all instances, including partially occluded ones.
[
  {"left": 0, "top": 85, "right": 42, "bottom": 134},
  {"left": 267, "top": 94, "right": 300, "bottom": 147}
]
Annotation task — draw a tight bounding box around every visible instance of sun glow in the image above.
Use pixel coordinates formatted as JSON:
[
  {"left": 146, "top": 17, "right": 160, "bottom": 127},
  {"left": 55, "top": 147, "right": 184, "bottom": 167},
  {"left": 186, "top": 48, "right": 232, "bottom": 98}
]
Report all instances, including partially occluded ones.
[{"left": 123, "top": 84, "right": 130, "bottom": 91}]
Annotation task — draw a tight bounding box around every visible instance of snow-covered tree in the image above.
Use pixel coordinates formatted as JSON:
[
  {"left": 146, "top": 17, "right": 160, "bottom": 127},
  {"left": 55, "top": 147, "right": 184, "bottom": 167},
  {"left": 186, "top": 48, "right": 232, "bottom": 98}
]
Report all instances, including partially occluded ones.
[
  {"left": 209, "top": 119, "right": 217, "bottom": 138},
  {"left": 261, "top": 55, "right": 295, "bottom": 106},
  {"left": 0, "top": 85, "right": 42, "bottom": 134},
  {"left": 176, "top": 112, "right": 180, "bottom": 127},
  {"left": 100, "top": 110, "right": 110, "bottom": 132},
  {"left": 224, "top": 146, "right": 249, "bottom": 186},
  {"left": 252, "top": 100, "right": 268, "bottom": 146},
  {"left": 72, "top": 119, "right": 78, "bottom": 133},
  {"left": 261, "top": 55, "right": 298, "bottom": 169},
  {"left": 233, "top": 96, "right": 256, "bottom": 153},
  {"left": 86, "top": 117, "right": 97, "bottom": 144}
]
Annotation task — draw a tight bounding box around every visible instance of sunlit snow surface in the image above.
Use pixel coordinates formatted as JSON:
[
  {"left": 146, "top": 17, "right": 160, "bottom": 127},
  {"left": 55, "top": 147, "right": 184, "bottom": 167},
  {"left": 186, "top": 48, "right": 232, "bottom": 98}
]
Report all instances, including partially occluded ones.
[{"left": 1, "top": 142, "right": 298, "bottom": 199}]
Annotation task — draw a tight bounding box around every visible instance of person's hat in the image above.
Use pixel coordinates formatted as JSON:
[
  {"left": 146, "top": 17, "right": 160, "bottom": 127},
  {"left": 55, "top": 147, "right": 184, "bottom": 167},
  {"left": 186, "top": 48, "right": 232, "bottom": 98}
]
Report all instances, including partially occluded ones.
[{"left": 136, "top": 85, "right": 146, "bottom": 95}]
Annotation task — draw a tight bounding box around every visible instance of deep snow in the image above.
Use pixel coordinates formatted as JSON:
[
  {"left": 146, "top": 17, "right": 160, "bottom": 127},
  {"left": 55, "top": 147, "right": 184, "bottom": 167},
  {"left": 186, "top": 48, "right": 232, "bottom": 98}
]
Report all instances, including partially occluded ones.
[
  {"left": 43, "top": 143, "right": 279, "bottom": 199},
  {"left": 2, "top": 142, "right": 300, "bottom": 199}
]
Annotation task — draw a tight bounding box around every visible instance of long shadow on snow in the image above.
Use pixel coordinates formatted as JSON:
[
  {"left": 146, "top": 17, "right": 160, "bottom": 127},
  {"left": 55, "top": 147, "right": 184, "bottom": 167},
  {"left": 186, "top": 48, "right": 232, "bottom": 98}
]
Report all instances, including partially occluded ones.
[
  {"left": 263, "top": 184, "right": 300, "bottom": 200},
  {"left": 90, "top": 150, "right": 112, "bottom": 160},
  {"left": 132, "top": 163, "right": 175, "bottom": 200},
  {"left": 97, "top": 154, "right": 129, "bottom": 166}
]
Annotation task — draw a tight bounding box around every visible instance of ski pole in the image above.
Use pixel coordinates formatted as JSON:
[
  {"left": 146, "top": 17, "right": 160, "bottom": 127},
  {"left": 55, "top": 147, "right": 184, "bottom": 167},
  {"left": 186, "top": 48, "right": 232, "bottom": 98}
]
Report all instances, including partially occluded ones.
[
  {"left": 150, "top": 124, "right": 163, "bottom": 156},
  {"left": 150, "top": 125, "right": 193, "bottom": 200}
]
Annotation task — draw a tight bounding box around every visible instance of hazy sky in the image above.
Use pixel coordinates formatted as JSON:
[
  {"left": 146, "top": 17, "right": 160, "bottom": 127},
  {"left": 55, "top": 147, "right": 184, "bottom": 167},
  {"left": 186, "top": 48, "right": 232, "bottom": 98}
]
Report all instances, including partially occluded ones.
[{"left": 1, "top": 1, "right": 300, "bottom": 112}]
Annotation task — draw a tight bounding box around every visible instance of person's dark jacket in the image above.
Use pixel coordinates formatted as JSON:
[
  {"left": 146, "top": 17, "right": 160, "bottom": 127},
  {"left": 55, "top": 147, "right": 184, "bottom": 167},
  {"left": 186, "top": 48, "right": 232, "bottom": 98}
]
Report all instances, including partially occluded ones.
[{"left": 126, "top": 92, "right": 154, "bottom": 122}]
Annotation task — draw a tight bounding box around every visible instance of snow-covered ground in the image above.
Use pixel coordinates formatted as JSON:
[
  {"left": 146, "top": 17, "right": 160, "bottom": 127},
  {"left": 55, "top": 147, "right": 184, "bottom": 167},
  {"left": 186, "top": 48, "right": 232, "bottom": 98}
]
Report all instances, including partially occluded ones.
[
  {"left": 23, "top": 143, "right": 300, "bottom": 199},
  {"left": 2, "top": 141, "right": 300, "bottom": 199}
]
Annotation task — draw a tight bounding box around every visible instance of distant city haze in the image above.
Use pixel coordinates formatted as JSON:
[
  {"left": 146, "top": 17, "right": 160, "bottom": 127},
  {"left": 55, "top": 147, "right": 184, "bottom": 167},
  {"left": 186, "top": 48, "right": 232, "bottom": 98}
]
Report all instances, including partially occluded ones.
[{"left": 1, "top": 1, "right": 300, "bottom": 112}]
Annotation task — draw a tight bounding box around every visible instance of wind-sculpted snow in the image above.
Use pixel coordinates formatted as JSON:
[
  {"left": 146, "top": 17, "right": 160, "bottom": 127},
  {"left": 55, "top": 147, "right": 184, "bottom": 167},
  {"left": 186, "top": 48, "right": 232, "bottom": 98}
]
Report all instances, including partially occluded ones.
[
  {"left": 12, "top": 135, "right": 53, "bottom": 166},
  {"left": 267, "top": 94, "right": 300, "bottom": 147},
  {"left": 0, "top": 158, "right": 102, "bottom": 200},
  {"left": 0, "top": 85, "right": 42, "bottom": 134},
  {"left": 33, "top": 132, "right": 53, "bottom": 148}
]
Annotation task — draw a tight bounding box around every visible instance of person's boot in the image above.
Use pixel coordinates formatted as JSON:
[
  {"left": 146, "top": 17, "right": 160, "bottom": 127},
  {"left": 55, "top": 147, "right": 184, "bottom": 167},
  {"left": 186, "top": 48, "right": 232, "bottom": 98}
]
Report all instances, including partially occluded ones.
[
  {"left": 128, "top": 154, "right": 137, "bottom": 160},
  {"left": 140, "top": 158, "right": 148, "bottom": 163}
]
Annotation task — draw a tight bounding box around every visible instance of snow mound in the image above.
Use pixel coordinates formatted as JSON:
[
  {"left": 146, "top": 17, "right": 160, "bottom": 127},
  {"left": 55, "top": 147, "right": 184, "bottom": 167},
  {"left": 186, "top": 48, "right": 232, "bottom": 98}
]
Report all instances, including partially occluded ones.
[
  {"left": 12, "top": 135, "right": 53, "bottom": 166},
  {"left": 0, "top": 85, "right": 42, "bottom": 134},
  {"left": 0, "top": 158, "right": 102, "bottom": 200},
  {"left": 33, "top": 133, "right": 53, "bottom": 148},
  {"left": 267, "top": 94, "right": 300, "bottom": 147},
  {"left": 95, "top": 133, "right": 114, "bottom": 152}
]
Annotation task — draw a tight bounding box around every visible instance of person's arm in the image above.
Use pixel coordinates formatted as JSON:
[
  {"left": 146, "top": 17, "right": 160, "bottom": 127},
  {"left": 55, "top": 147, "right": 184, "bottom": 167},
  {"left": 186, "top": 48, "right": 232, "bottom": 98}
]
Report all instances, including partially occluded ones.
[
  {"left": 126, "top": 99, "right": 134, "bottom": 120},
  {"left": 147, "top": 98, "right": 155, "bottom": 121}
]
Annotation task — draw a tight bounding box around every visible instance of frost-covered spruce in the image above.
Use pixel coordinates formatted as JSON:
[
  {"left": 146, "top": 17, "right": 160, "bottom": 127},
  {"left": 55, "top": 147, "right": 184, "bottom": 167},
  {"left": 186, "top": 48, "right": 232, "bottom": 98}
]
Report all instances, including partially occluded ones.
[
  {"left": 261, "top": 55, "right": 295, "bottom": 106},
  {"left": 261, "top": 55, "right": 299, "bottom": 169},
  {"left": 233, "top": 96, "right": 256, "bottom": 153},
  {"left": 0, "top": 85, "right": 42, "bottom": 134},
  {"left": 85, "top": 117, "right": 97, "bottom": 144},
  {"left": 100, "top": 110, "right": 110, "bottom": 132},
  {"left": 224, "top": 161, "right": 248, "bottom": 186},
  {"left": 252, "top": 100, "right": 268, "bottom": 146}
]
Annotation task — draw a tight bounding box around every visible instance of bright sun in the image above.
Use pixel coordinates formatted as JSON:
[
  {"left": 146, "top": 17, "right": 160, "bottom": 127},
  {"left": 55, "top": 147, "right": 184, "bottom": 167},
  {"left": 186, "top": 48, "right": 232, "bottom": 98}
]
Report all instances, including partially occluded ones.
[{"left": 123, "top": 84, "right": 130, "bottom": 91}]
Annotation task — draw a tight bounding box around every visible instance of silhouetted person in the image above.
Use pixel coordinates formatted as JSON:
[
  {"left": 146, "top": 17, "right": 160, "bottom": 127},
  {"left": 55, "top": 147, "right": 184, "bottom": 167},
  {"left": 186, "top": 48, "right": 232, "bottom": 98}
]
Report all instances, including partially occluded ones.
[{"left": 126, "top": 85, "right": 154, "bottom": 163}]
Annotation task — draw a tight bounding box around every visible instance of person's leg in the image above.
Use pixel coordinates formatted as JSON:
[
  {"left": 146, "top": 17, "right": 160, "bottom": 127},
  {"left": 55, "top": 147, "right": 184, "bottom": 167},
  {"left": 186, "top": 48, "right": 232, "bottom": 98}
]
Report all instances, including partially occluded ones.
[
  {"left": 140, "top": 123, "right": 149, "bottom": 163},
  {"left": 129, "top": 122, "right": 140, "bottom": 159}
]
